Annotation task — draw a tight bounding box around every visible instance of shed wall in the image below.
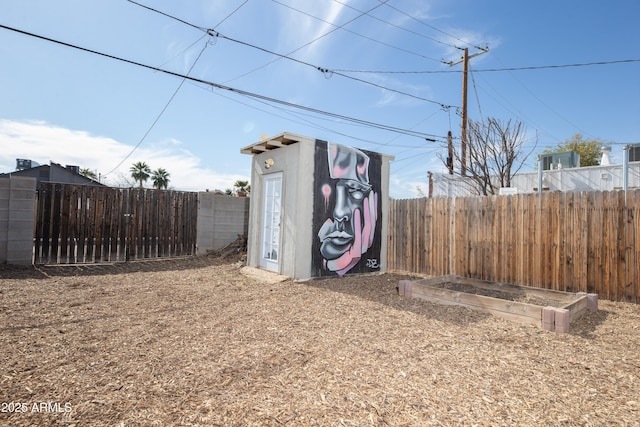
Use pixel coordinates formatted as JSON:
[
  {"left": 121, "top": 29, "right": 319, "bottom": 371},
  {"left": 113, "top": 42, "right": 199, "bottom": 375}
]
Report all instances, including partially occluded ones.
[{"left": 246, "top": 136, "right": 316, "bottom": 278}]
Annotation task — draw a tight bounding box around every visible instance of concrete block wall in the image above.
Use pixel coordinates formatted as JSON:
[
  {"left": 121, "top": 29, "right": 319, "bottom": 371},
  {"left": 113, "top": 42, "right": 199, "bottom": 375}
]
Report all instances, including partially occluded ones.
[
  {"left": 0, "top": 177, "right": 36, "bottom": 265},
  {"left": 196, "top": 193, "right": 250, "bottom": 255}
]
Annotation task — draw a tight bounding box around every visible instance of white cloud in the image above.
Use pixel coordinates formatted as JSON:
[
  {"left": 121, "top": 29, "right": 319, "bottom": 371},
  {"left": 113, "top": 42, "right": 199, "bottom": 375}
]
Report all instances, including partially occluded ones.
[
  {"left": 0, "top": 119, "right": 246, "bottom": 192},
  {"left": 389, "top": 174, "right": 427, "bottom": 199},
  {"left": 277, "top": 0, "right": 349, "bottom": 63}
]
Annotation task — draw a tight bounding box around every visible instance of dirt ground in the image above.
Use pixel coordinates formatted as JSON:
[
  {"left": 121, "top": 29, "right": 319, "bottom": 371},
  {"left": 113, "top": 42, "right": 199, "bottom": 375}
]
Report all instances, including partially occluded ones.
[{"left": 0, "top": 256, "right": 639, "bottom": 426}]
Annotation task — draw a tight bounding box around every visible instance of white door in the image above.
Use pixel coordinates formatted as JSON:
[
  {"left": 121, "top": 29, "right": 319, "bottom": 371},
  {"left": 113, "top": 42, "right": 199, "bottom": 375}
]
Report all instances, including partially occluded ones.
[{"left": 259, "top": 173, "right": 282, "bottom": 272}]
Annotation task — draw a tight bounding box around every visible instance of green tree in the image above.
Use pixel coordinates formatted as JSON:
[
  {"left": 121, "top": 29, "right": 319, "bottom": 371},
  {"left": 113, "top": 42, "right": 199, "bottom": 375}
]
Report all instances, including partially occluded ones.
[
  {"left": 545, "top": 134, "right": 603, "bottom": 167},
  {"left": 130, "top": 161, "right": 151, "bottom": 188},
  {"left": 233, "top": 180, "right": 250, "bottom": 196},
  {"left": 151, "top": 168, "right": 170, "bottom": 189},
  {"left": 80, "top": 168, "right": 98, "bottom": 181}
]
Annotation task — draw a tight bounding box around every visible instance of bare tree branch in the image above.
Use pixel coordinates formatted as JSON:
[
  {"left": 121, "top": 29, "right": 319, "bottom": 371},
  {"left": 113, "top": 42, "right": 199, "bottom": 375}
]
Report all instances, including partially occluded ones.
[{"left": 441, "top": 117, "right": 534, "bottom": 195}]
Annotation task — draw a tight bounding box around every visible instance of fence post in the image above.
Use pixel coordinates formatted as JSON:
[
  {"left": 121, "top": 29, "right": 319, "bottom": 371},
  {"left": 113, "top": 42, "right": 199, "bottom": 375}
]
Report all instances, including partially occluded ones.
[
  {"left": 622, "top": 145, "right": 630, "bottom": 200},
  {"left": 537, "top": 155, "right": 543, "bottom": 194}
]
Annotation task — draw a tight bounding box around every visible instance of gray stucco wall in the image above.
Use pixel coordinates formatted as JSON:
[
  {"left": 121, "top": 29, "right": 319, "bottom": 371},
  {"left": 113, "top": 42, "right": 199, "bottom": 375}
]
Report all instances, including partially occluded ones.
[
  {"left": 0, "top": 176, "right": 36, "bottom": 265},
  {"left": 196, "top": 193, "right": 250, "bottom": 255},
  {"left": 246, "top": 136, "right": 316, "bottom": 278}
]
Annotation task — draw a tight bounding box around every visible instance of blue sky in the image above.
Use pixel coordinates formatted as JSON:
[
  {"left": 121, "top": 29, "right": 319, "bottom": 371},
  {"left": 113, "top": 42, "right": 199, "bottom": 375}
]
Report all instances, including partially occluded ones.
[{"left": 1, "top": 0, "right": 638, "bottom": 198}]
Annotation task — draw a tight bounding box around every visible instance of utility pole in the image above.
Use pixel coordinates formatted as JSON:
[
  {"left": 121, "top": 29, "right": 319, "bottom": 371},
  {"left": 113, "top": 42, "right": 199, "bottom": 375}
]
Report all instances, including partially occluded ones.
[
  {"left": 461, "top": 48, "right": 469, "bottom": 175},
  {"left": 447, "top": 46, "right": 489, "bottom": 176},
  {"left": 447, "top": 131, "right": 454, "bottom": 174}
]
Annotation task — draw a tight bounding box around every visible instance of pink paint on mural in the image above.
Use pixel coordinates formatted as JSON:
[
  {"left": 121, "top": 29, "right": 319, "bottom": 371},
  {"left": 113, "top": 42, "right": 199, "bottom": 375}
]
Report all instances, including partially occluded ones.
[{"left": 317, "top": 142, "right": 379, "bottom": 276}]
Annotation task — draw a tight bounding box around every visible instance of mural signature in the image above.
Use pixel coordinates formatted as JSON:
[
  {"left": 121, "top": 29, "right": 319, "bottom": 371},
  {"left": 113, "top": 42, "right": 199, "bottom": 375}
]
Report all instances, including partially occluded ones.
[{"left": 366, "top": 258, "right": 380, "bottom": 269}]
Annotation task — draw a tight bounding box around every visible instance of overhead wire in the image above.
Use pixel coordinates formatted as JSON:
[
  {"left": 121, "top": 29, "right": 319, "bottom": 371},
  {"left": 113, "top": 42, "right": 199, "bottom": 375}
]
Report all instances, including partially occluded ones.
[
  {"left": 489, "top": 51, "right": 592, "bottom": 138},
  {"left": 468, "top": 62, "right": 483, "bottom": 122},
  {"left": 333, "top": 58, "right": 640, "bottom": 74},
  {"left": 211, "top": 31, "right": 451, "bottom": 107},
  {"left": 212, "top": 0, "right": 249, "bottom": 29},
  {"left": 467, "top": 73, "right": 562, "bottom": 143},
  {"left": 127, "top": 0, "right": 205, "bottom": 31},
  {"left": 271, "top": 0, "right": 444, "bottom": 63},
  {"left": 188, "top": 78, "right": 441, "bottom": 149},
  {"left": 222, "top": 0, "right": 390, "bottom": 83},
  {"left": 127, "top": 0, "right": 455, "bottom": 108},
  {"left": 155, "top": 33, "right": 207, "bottom": 71},
  {"left": 331, "top": 0, "right": 457, "bottom": 49},
  {"left": 0, "top": 23, "right": 448, "bottom": 142},
  {"left": 104, "top": 39, "right": 211, "bottom": 176},
  {"left": 380, "top": 2, "right": 485, "bottom": 50}
]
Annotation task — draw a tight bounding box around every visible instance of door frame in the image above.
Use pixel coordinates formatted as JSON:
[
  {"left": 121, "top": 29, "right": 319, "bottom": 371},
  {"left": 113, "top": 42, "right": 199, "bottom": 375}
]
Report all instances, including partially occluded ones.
[{"left": 259, "top": 172, "right": 283, "bottom": 272}]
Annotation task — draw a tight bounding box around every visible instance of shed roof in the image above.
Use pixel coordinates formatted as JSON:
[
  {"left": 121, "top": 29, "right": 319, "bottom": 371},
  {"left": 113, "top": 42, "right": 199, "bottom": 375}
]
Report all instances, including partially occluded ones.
[{"left": 240, "top": 132, "right": 311, "bottom": 155}]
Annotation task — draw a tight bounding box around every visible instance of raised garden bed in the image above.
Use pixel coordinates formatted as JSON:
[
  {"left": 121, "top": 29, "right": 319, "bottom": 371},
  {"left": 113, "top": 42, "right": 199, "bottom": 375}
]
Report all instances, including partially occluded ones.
[{"left": 398, "top": 275, "right": 598, "bottom": 332}]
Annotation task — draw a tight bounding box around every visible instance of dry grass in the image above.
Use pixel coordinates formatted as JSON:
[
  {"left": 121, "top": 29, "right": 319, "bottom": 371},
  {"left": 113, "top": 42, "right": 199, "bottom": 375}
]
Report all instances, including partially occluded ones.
[{"left": 1, "top": 256, "right": 639, "bottom": 426}]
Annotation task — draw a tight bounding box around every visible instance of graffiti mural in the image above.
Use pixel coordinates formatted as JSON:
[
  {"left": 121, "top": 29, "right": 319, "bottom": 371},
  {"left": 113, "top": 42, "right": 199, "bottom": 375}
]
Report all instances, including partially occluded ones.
[{"left": 312, "top": 140, "right": 382, "bottom": 277}]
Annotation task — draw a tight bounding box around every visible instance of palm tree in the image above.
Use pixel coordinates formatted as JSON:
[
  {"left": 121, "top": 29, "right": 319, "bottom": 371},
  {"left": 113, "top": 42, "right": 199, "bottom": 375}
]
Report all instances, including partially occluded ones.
[
  {"left": 233, "top": 180, "right": 250, "bottom": 196},
  {"left": 130, "top": 162, "right": 151, "bottom": 188},
  {"left": 80, "top": 168, "right": 98, "bottom": 181},
  {"left": 151, "top": 168, "right": 170, "bottom": 190}
]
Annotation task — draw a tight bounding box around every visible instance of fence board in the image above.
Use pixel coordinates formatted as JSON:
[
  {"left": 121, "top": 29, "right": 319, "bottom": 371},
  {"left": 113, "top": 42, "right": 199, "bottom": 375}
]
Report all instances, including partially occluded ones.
[
  {"left": 34, "top": 184, "right": 197, "bottom": 264},
  {"left": 77, "top": 187, "right": 87, "bottom": 263},
  {"left": 388, "top": 190, "right": 639, "bottom": 303}
]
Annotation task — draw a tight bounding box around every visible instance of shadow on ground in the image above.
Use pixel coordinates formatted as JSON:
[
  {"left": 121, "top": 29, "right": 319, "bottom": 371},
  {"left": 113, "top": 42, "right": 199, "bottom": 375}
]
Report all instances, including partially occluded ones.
[{"left": 0, "top": 254, "right": 239, "bottom": 280}]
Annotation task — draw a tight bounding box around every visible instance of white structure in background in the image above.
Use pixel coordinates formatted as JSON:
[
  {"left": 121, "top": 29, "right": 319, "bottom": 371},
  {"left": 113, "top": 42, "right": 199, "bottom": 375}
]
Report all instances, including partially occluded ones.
[
  {"left": 600, "top": 145, "right": 612, "bottom": 166},
  {"left": 429, "top": 145, "right": 640, "bottom": 198}
]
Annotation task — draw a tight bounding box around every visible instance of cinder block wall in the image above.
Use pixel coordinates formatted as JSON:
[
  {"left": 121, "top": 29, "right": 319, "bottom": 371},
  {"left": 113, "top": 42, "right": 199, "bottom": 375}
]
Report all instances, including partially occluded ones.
[
  {"left": 196, "top": 193, "right": 250, "bottom": 255},
  {"left": 0, "top": 177, "right": 36, "bottom": 265}
]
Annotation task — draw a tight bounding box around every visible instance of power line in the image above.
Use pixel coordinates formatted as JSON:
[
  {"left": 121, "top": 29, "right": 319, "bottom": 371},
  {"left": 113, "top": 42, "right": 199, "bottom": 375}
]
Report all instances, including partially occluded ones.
[
  {"left": 190, "top": 79, "right": 443, "bottom": 148},
  {"left": 127, "top": 0, "right": 204, "bottom": 30},
  {"left": 104, "top": 40, "right": 210, "bottom": 176},
  {"left": 0, "top": 23, "right": 446, "bottom": 141},
  {"left": 331, "top": 0, "right": 456, "bottom": 50},
  {"left": 223, "top": 0, "right": 390, "bottom": 83},
  {"left": 489, "top": 51, "right": 591, "bottom": 138},
  {"left": 212, "top": 31, "right": 451, "bottom": 107},
  {"left": 334, "top": 58, "right": 640, "bottom": 74},
  {"left": 212, "top": 0, "right": 249, "bottom": 29},
  {"left": 155, "top": 34, "right": 207, "bottom": 71},
  {"left": 381, "top": 2, "right": 485, "bottom": 50},
  {"left": 470, "top": 72, "right": 563, "bottom": 143},
  {"left": 468, "top": 63, "right": 483, "bottom": 122},
  {"left": 271, "top": 0, "right": 444, "bottom": 63},
  {"left": 127, "top": 0, "right": 454, "bottom": 108}
]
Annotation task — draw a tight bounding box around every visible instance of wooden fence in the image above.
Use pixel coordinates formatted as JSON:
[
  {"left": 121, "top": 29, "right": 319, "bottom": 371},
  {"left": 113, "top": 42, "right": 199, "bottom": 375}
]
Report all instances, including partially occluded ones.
[
  {"left": 34, "top": 183, "right": 198, "bottom": 264},
  {"left": 387, "top": 189, "right": 640, "bottom": 303}
]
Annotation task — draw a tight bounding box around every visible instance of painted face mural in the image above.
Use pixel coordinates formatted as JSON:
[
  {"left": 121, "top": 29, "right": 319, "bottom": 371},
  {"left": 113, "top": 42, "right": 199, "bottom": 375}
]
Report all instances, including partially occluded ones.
[{"left": 313, "top": 141, "right": 382, "bottom": 277}]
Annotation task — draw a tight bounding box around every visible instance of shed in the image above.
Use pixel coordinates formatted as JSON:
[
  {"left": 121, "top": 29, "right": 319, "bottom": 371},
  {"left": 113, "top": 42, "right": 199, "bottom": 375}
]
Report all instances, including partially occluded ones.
[{"left": 241, "top": 132, "right": 394, "bottom": 280}]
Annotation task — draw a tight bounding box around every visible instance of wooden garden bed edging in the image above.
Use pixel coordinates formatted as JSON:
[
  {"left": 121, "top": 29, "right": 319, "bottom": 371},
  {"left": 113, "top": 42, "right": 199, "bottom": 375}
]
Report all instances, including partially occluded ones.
[{"left": 398, "top": 275, "right": 598, "bottom": 333}]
